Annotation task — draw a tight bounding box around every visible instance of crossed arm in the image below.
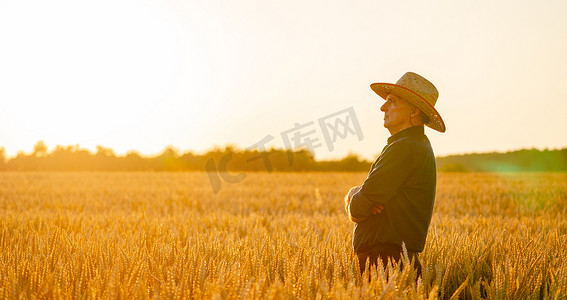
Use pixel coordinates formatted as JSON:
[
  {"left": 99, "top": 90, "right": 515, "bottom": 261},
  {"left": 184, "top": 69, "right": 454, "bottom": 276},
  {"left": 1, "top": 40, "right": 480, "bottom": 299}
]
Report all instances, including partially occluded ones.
[
  {"left": 344, "top": 185, "right": 384, "bottom": 223},
  {"left": 344, "top": 139, "right": 417, "bottom": 223}
]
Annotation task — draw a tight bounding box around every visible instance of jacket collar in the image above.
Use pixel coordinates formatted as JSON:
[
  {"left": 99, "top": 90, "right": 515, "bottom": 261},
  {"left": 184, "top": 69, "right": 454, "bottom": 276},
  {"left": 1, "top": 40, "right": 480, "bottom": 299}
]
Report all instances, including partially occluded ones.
[{"left": 387, "top": 126, "right": 425, "bottom": 144}]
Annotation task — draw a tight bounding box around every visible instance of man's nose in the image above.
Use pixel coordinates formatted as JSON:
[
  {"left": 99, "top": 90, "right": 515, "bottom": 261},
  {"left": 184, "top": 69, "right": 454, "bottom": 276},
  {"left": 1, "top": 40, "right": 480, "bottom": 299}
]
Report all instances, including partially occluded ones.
[{"left": 380, "top": 102, "right": 387, "bottom": 112}]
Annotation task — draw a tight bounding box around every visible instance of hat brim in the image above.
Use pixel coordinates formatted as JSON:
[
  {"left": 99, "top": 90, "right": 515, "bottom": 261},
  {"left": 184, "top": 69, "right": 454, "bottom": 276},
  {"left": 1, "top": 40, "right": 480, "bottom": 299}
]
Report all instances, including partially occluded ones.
[{"left": 370, "top": 83, "right": 446, "bottom": 133}]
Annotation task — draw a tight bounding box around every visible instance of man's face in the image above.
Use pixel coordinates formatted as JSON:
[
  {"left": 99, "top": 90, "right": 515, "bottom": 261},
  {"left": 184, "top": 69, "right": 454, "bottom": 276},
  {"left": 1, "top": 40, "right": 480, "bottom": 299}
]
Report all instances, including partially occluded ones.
[{"left": 380, "top": 94, "right": 414, "bottom": 135}]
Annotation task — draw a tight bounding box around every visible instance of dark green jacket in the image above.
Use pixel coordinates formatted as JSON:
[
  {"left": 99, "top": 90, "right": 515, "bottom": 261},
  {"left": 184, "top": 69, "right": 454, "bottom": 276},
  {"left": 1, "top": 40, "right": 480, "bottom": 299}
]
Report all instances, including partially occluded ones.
[{"left": 349, "top": 126, "right": 436, "bottom": 252}]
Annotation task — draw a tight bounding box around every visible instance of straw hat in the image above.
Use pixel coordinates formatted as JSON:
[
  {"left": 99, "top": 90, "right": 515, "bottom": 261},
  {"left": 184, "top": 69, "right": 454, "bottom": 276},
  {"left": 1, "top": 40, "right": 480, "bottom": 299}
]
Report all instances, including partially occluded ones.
[{"left": 370, "top": 72, "right": 446, "bottom": 132}]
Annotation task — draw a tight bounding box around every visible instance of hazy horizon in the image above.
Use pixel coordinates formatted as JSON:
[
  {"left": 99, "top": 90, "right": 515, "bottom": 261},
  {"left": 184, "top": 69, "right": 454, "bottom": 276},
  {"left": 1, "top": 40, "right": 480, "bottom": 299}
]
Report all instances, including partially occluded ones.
[{"left": 1, "top": 140, "right": 565, "bottom": 161}]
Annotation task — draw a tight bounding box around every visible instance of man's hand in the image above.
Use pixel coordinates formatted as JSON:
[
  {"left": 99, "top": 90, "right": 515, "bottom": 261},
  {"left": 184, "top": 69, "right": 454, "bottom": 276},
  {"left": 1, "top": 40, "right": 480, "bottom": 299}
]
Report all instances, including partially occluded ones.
[{"left": 371, "top": 203, "right": 384, "bottom": 215}]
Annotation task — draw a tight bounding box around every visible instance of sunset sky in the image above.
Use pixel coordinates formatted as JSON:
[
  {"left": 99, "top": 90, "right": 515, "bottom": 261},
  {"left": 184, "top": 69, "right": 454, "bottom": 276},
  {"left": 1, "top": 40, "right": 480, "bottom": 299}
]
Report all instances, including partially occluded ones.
[{"left": 1, "top": 0, "right": 566, "bottom": 161}]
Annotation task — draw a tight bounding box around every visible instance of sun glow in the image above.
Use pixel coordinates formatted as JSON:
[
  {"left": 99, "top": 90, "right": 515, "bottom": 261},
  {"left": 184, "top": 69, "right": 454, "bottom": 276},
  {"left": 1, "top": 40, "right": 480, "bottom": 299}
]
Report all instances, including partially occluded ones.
[{"left": 0, "top": 0, "right": 183, "bottom": 152}]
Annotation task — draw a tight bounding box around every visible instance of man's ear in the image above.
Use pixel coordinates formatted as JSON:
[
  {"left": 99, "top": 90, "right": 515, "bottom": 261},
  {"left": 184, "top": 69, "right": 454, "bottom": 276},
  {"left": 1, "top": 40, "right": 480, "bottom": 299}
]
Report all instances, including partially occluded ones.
[{"left": 410, "top": 107, "right": 420, "bottom": 118}]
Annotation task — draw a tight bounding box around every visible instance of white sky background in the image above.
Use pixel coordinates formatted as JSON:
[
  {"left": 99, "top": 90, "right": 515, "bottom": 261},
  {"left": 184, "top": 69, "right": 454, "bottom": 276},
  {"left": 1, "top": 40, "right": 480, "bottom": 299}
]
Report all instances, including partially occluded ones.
[{"left": 1, "top": 0, "right": 566, "bottom": 160}]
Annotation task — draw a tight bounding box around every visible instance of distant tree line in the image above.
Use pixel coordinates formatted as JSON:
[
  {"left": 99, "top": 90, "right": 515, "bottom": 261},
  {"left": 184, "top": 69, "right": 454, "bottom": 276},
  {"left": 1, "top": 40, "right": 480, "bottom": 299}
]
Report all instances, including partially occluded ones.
[
  {"left": 437, "top": 148, "right": 567, "bottom": 172},
  {"left": 1, "top": 142, "right": 566, "bottom": 172},
  {"left": 0, "top": 141, "right": 371, "bottom": 172}
]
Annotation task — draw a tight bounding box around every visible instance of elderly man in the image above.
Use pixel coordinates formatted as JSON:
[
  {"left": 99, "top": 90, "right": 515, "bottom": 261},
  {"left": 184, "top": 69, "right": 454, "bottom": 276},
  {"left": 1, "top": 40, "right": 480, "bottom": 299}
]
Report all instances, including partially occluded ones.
[{"left": 345, "top": 72, "right": 445, "bottom": 276}]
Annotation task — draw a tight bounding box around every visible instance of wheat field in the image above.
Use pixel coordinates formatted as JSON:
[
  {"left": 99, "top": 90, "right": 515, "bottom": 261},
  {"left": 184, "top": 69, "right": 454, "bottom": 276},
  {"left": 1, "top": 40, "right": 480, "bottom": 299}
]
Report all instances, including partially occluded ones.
[{"left": 0, "top": 172, "right": 566, "bottom": 299}]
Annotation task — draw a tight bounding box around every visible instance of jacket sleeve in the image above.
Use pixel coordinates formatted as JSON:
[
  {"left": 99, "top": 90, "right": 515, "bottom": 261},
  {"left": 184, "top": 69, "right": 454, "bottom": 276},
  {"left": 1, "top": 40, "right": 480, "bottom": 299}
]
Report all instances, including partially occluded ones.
[{"left": 348, "top": 140, "right": 413, "bottom": 220}]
